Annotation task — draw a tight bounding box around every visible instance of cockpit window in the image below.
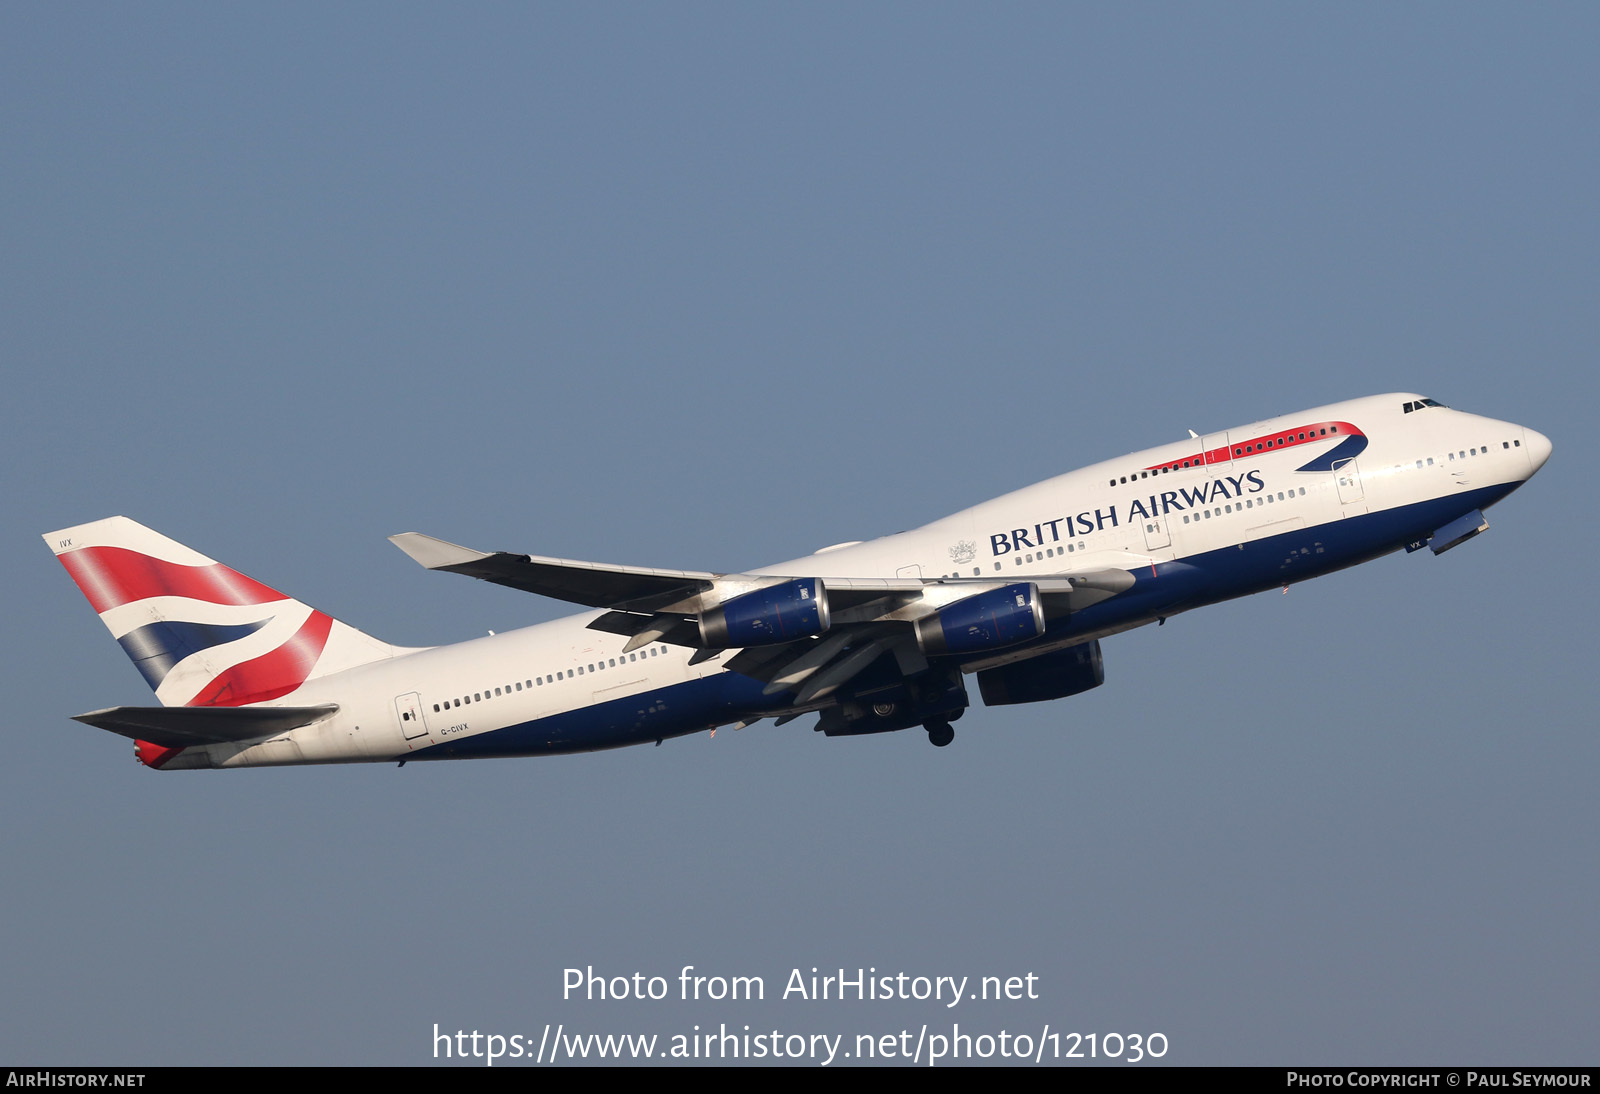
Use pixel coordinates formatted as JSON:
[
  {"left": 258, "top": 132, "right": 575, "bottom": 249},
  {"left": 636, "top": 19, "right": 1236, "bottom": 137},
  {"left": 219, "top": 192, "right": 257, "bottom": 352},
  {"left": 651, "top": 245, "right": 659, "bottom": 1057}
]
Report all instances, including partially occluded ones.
[{"left": 1402, "top": 397, "right": 1449, "bottom": 413}]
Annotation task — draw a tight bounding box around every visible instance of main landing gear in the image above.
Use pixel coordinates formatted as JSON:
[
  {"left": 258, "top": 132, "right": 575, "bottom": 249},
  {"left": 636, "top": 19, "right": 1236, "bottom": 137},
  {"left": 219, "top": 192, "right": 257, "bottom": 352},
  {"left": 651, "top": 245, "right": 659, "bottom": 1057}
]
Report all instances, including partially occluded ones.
[{"left": 924, "top": 720, "right": 955, "bottom": 748}]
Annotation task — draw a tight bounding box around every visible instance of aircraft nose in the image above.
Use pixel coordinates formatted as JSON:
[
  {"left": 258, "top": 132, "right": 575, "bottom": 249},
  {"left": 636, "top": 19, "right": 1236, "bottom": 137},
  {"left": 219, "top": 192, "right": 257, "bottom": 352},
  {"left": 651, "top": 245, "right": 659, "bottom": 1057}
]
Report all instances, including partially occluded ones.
[{"left": 1522, "top": 427, "right": 1552, "bottom": 475}]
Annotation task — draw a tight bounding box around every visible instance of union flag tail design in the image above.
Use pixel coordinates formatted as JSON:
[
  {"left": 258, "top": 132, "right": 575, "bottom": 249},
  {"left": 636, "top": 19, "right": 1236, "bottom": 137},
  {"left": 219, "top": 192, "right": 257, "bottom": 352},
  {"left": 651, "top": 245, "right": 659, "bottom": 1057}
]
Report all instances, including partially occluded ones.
[{"left": 45, "top": 517, "right": 399, "bottom": 708}]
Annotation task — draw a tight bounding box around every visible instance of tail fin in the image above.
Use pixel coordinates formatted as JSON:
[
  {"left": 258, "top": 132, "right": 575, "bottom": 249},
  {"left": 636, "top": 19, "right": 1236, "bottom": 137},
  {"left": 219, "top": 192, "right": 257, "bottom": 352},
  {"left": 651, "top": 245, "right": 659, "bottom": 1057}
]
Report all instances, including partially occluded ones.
[{"left": 45, "top": 517, "right": 399, "bottom": 707}]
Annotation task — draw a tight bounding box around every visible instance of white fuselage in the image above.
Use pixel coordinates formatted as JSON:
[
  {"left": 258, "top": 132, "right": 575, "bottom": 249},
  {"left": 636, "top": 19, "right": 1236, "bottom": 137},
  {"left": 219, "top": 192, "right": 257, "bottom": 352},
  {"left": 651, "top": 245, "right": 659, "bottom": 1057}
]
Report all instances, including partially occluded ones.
[{"left": 169, "top": 394, "right": 1549, "bottom": 768}]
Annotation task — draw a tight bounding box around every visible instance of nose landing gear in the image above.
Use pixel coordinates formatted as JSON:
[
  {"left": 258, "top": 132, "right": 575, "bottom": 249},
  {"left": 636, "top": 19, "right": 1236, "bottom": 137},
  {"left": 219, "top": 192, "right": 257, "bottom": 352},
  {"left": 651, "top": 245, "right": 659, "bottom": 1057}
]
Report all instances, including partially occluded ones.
[{"left": 924, "top": 720, "right": 955, "bottom": 748}]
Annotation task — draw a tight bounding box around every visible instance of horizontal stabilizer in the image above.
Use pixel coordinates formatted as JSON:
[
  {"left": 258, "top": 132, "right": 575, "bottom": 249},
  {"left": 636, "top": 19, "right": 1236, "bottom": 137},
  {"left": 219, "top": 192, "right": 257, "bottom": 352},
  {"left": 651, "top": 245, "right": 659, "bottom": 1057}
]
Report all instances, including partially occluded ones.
[{"left": 73, "top": 703, "right": 340, "bottom": 748}]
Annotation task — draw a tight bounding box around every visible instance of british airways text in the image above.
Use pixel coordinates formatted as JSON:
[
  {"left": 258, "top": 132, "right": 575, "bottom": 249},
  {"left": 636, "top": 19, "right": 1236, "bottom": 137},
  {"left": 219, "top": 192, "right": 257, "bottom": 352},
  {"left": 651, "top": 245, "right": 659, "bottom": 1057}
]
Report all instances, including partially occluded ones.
[{"left": 989, "top": 471, "right": 1267, "bottom": 556}]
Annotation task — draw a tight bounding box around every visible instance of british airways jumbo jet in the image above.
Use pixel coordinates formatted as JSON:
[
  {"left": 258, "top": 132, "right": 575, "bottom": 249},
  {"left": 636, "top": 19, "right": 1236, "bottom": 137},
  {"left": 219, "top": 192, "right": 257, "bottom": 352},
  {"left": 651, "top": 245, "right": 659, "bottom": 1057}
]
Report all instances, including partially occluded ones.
[{"left": 46, "top": 394, "right": 1550, "bottom": 769}]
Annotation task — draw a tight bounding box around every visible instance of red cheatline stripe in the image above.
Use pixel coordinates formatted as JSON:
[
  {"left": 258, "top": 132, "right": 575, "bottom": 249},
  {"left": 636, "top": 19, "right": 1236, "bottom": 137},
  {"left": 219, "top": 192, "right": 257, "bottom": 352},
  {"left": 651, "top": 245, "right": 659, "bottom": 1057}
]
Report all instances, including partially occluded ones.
[
  {"left": 1141, "top": 421, "right": 1362, "bottom": 473},
  {"left": 183, "top": 611, "right": 334, "bottom": 707},
  {"left": 57, "top": 546, "right": 287, "bottom": 614}
]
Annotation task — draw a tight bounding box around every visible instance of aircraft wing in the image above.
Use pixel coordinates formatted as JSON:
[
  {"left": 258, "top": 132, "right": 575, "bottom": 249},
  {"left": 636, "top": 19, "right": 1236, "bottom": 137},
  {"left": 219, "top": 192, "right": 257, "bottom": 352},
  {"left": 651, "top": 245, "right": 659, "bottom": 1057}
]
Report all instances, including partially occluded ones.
[
  {"left": 393, "top": 527, "right": 1132, "bottom": 658},
  {"left": 389, "top": 532, "right": 715, "bottom": 614},
  {"left": 389, "top": 531, "right": 988, "bottom": 614},
  {"left": 390, "top": 531, "right": 1131, "bottom": 616},
  {"left": 391, "top": 530, "right": 1134, "bottom": 700}
]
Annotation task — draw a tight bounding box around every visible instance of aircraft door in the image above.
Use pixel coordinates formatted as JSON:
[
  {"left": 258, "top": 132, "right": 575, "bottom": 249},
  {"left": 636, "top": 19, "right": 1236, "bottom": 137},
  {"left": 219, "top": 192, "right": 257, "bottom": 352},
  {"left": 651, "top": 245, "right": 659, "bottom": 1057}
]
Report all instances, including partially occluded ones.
[
  {"left": 1141, "top": 515, "right": 1171, "bottom": 551},
  {"left": 1201, "top": 433, "right": 1231, "bottom": 474},
  {"left": 394, "top": 692, "right": 429, "bottom": 740},
  {"left": 1334, "top": 459, "right": 1365, "bottom": 504}
]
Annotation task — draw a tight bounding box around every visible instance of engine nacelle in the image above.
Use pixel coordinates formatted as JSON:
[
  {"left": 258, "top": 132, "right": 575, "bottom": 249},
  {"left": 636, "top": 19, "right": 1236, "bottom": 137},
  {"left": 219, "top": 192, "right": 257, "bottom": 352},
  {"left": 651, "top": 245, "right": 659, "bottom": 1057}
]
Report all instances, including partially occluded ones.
[
  {"left": 699, "top": 578, "right": 830, "bottom": 648},
  {"left": 977, "top": 640, "right": 1104, "bottom": 706},
  {"left": 914, "top": 583, "right": 1045, "bottom": 656}
]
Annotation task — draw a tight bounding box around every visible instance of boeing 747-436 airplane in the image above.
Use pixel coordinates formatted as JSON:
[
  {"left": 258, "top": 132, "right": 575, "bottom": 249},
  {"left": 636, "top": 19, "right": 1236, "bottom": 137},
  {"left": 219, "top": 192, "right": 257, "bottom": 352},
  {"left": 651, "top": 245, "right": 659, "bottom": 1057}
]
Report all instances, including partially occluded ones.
[{"left": 46, "top": 393, "right": 1551, "bottom": 768}]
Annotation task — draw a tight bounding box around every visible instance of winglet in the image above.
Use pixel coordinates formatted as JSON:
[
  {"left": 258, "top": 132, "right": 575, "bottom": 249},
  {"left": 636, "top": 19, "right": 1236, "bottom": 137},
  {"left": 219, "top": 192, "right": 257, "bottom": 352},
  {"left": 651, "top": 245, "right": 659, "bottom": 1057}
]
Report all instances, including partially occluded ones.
[{"left": 389, "top": 532, "right": 494, "bottom": 571}]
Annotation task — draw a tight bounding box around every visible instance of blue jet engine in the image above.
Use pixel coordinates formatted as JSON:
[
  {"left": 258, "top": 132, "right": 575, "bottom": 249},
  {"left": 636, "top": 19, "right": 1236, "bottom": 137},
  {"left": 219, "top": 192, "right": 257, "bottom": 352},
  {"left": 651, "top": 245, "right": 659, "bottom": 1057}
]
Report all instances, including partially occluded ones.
[
  {"left": 977, "top": 639, "right": 1104, "bottom": 706},
  {"left": 913, "top": 583, "right": 1045, "bottom": 656},
  {"left": 699, "top": 578, "right": 831, "bottom": 648}
]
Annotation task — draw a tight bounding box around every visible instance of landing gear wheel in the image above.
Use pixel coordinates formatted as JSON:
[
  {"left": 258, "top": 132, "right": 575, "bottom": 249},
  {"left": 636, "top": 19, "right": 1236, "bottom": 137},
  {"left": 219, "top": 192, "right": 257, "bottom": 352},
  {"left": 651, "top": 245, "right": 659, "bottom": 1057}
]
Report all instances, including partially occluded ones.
[{"left": 925, "top": 720, "right": 955, "bottom": 748}]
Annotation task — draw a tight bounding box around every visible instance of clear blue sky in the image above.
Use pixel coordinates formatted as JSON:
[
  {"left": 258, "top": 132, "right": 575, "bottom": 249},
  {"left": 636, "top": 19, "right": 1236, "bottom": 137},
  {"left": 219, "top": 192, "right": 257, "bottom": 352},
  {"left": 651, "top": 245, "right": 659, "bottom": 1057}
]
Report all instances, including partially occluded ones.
[{"left": 3, "top": 4, "right": 1594, "bottom": 1065}]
